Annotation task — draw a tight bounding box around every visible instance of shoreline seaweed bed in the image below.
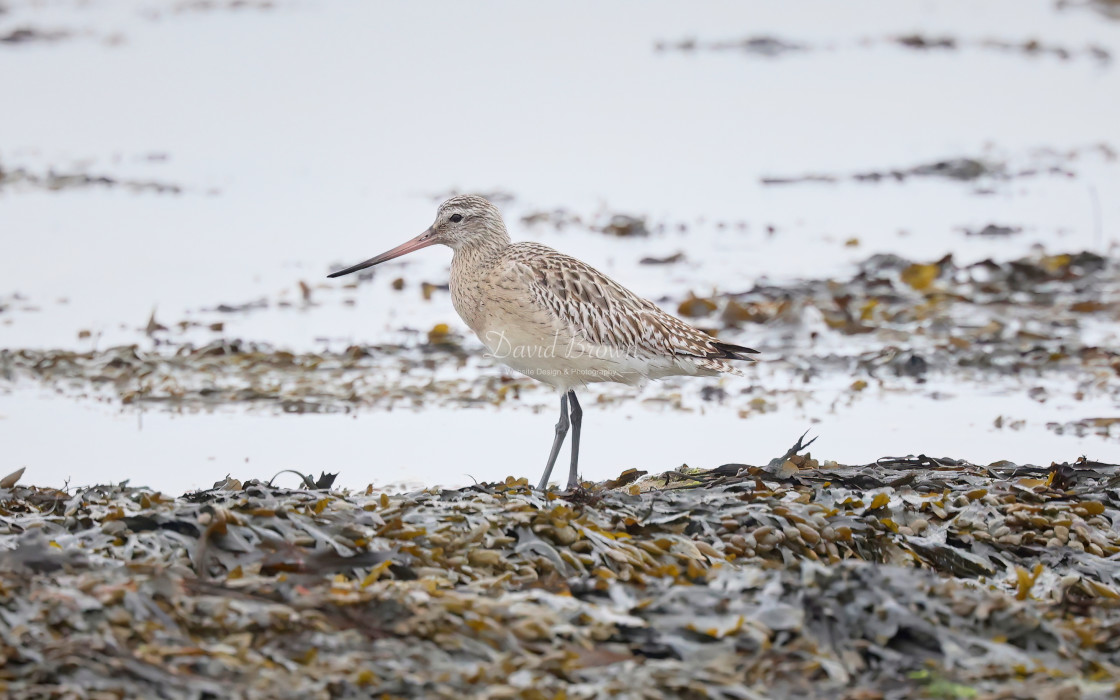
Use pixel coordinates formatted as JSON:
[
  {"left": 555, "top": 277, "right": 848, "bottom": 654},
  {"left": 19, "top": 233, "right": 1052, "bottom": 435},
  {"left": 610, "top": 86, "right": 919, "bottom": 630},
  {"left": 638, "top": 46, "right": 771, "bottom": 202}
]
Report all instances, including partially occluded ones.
[{"left": 1, "top": 453, "right": 1119, "bottom": 699}]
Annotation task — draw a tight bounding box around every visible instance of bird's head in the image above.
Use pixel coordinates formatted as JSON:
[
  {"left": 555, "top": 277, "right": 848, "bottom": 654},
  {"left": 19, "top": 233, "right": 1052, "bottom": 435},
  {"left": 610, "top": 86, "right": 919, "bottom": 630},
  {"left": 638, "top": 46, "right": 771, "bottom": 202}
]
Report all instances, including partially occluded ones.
[{"left": 327, "top": 194, "right": 508, "bottom": 279}]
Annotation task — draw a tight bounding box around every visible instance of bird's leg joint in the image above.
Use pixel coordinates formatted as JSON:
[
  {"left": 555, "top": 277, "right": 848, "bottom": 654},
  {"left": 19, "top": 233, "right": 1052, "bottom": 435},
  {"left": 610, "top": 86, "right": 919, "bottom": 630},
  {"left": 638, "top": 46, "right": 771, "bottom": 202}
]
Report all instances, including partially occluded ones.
[
  {"left": 567, "top": 391, "right": 582, "bottom": 423},
  {"left": 553, "top": 393, "right": 570, "bottom": 436}
]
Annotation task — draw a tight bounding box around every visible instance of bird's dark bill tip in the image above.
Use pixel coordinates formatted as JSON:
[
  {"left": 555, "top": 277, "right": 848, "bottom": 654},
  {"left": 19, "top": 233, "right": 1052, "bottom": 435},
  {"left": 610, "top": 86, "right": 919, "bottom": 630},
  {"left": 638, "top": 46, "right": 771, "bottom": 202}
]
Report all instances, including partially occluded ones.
[{"left": 326, "top": 262, "right": 370, "bottom": 279}]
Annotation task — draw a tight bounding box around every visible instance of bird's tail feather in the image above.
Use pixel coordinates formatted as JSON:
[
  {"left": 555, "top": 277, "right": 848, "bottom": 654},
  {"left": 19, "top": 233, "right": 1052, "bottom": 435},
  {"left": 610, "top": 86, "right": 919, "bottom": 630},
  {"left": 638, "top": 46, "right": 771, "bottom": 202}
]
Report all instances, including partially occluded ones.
[{"left": 708, "top": 340, "right": 759, "bottom": 362}]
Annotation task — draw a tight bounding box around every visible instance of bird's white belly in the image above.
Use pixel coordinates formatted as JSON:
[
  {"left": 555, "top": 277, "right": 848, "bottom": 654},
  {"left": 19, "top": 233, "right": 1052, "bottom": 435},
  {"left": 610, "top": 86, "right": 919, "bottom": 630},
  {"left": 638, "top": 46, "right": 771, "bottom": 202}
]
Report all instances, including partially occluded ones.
[{"left": 475, "top": 322, "right": 655, "bottom": 391}]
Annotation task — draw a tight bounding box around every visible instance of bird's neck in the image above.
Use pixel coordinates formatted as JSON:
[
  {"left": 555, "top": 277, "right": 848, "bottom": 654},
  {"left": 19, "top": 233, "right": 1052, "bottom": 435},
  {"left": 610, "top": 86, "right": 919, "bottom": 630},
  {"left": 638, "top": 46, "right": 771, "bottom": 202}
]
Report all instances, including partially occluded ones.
[
  {"left": 451, "top": 229, "right": 511, "bottom": 272},
  {"left": 449, "top": 228, "right": 511, "bottom": 334}
]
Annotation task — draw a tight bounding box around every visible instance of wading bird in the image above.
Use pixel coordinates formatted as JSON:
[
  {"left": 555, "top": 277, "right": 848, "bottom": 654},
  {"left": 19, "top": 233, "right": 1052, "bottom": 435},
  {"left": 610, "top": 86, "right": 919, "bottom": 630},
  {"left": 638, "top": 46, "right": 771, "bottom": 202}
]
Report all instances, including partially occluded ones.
[{"left": 328, "top": 195, "right": 756, "bottom": 490}]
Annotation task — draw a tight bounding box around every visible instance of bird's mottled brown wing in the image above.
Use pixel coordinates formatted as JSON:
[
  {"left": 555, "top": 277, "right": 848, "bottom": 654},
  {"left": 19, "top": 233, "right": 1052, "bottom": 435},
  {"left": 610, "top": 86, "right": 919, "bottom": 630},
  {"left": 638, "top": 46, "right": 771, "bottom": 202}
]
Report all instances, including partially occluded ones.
[{"left": 504, "top": 243, "right": 757, "bottom": 366}]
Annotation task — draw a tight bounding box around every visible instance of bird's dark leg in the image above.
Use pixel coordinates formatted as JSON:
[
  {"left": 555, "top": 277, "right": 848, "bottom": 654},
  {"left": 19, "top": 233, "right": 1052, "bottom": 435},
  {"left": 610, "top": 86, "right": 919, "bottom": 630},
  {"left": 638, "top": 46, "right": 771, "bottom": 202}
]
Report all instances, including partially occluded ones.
[
  {"left": 566, "top": 390, "right": 582, "bottom": 490},
  {"left": 536, "top": 393, "right": 570, "bottom": 490}
]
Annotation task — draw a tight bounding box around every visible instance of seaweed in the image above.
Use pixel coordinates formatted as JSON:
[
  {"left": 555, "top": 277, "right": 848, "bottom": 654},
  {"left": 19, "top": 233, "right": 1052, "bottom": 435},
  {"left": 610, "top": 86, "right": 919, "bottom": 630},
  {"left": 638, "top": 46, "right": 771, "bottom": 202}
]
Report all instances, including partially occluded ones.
[{"left": 2, "top": 455, "right": 1118, "bottom": 698}]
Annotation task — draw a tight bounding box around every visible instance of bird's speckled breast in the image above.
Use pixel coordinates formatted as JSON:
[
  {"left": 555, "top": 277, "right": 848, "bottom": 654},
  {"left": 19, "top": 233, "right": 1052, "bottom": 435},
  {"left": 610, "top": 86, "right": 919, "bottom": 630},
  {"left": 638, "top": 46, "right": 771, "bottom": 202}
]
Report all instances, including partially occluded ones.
[{"left": 449, "top": 248, "right": 492, "bottom": 341}]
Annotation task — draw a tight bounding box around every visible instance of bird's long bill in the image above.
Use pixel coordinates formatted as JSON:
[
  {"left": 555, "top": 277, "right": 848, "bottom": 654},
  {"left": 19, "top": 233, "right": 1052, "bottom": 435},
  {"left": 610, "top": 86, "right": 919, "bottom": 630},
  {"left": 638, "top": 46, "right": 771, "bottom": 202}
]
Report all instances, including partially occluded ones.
[{"left": 327, "top": 229, "right": 435, "bottom": 278}]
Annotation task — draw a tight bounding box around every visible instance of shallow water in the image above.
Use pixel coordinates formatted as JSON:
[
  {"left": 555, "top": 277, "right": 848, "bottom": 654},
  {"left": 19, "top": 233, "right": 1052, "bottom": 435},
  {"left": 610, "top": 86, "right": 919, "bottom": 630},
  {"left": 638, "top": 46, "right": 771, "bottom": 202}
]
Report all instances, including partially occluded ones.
[{"left": 2, "top": 375, "right": 1111, "bottom": 493}]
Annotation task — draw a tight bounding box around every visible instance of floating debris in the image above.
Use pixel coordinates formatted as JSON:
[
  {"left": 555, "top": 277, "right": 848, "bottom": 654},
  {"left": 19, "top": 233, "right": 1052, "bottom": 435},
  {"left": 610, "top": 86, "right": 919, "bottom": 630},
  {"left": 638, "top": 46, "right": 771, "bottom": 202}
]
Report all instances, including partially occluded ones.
[
  {"left": 761, "top": 144, "right": 1114, "bottom": 186},
  {"left": 521, "top": 207, "right": 585, "bottom": 231},
  {"left": 893, "top": 33, "right": 1112, "bottom": 64},
  {"left": 144, "top": 308, "right": 168, "bottom": 337},
  {"left": 598, "top": 214, "right": 649, "bottom": 238},
  {"left": 655, "top": 35, "right": 806, "bottom": 57},
  {"left": 207, "top": 298, "right": 269, "bottom": 314},
  {"left": 0, "top": 27, "right": 69, "bottom": 44},
  {"left": 677, "top": 293, "right": 718, "bottom": 318},
  {"left": 639, "top": 252, "right": 686, "bottom": 265},
  {"left": 1067, "top": 0, "right": 1120, "bottom": 21},
  {"left": 1047, "top": 416, "right": 1120, "bottom": 438},
  {"left": 0, "top": 162, "right": 183, "bottom": 194},
  {"left": 520, "top": 207, "right": 658, "bottom": 237},
  {"left": 764, "top": 157, "right": 1002, "bottom": 185},
  {"left": 656, "top": 32, "right": 1111, "bottom": 64},
  {"left": 1, "top": 454, "right": 1117, "bottom": 697},
  {"left": 964, "top": 223, "right": 1023, "bottom": 237}
]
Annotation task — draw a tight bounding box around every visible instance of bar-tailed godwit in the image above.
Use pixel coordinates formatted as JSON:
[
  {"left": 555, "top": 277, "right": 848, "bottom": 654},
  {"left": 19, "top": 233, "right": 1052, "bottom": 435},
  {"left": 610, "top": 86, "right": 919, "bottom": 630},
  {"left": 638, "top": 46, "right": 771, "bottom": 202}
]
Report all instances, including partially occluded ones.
[{"left": 329, "top": 195, "right": 757, "bottom": 490}]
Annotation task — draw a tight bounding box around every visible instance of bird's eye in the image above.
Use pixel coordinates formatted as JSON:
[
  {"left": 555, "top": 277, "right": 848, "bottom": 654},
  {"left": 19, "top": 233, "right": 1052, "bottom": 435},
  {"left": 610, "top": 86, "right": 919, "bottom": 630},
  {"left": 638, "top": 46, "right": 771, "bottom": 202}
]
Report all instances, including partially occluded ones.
[{"left": 450, "top": 214, "right": 463, "bottom": 223}]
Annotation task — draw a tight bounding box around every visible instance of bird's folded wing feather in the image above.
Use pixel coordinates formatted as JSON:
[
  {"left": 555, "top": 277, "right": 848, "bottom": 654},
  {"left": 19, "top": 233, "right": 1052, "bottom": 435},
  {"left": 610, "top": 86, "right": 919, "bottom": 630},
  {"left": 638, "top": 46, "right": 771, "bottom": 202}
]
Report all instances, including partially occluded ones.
[{"left": 502, "top": 244, "right": 756, "bottom": 362}]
